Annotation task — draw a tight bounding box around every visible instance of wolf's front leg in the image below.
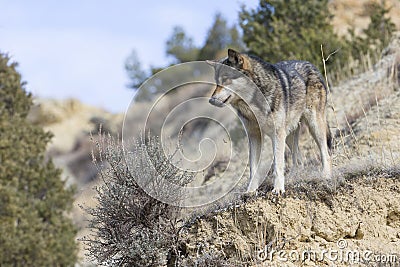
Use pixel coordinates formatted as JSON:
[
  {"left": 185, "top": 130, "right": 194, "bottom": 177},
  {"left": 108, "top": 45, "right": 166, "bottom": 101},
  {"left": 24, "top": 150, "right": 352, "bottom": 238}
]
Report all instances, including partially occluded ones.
[
  {"left": 272, "top": 129, "right": 286, "bottom": 194},
  {"left": 246, "top": 132, "right": 262, "bottom": 193}
]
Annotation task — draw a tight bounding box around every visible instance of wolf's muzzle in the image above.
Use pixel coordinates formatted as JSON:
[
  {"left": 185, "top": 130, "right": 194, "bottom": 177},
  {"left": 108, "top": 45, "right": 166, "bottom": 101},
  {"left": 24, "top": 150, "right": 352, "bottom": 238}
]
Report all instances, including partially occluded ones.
[
  {"left": 209, "top": 97, "right": 225, "bottom": 107},
  {"left": 209, "top": 95, "right": 232, "bottom": 107}
]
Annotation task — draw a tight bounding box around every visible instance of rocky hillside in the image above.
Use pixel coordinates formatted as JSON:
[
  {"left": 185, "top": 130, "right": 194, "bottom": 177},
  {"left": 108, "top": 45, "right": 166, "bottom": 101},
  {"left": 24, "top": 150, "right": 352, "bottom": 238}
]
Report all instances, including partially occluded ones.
[
  {"left": 180, "top": 176, "right": 400, "bottom": 266},
  {"left": 178, "top": 33, "right": 400, "bottom": 266}
]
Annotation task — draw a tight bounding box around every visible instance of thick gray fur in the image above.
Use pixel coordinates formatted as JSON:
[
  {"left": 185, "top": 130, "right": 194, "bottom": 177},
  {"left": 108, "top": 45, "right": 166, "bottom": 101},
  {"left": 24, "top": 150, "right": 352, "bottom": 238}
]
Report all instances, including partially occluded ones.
[{"left": 208, "top": 49, "right": 332, "bottom": 194}]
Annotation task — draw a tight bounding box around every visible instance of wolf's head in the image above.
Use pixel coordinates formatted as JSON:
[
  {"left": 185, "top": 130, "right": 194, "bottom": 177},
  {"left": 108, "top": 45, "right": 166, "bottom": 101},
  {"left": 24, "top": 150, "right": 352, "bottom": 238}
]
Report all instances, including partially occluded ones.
[{"left": 207, "top": 49, "right": 253, "bottom": 107}]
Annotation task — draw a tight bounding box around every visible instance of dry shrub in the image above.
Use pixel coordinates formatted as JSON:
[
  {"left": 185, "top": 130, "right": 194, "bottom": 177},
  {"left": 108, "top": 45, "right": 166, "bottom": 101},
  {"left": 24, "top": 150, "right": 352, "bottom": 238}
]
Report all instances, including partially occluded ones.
[{"left": 81, "top": 133, "right": 194, "bottom": 266}]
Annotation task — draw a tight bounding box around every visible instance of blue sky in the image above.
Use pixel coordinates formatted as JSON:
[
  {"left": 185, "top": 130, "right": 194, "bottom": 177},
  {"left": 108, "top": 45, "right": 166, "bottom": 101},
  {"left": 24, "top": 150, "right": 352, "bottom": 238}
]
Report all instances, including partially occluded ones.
[{"left": 1, "top": 0, "right": 259, "bottom": 113}]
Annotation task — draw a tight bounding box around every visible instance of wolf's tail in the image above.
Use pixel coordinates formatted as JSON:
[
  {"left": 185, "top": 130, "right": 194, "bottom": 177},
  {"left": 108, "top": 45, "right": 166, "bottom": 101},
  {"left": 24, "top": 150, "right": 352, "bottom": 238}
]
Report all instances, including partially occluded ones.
[{"left": 327, "top": 122, "right": 332, "bottom": 153}]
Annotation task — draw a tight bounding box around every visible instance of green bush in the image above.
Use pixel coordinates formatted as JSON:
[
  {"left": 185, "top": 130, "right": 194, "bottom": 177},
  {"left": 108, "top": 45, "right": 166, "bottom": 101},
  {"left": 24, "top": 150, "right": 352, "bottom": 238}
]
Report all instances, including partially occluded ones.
[
  {"left": 239, "top": 0, "right": 345, "bottom": 72},
  {"left": 239, "top": 0, "right": 396, "bottom": 82},
  {"left": 0, "top": 53, "right": 77, "bottom": 266}
]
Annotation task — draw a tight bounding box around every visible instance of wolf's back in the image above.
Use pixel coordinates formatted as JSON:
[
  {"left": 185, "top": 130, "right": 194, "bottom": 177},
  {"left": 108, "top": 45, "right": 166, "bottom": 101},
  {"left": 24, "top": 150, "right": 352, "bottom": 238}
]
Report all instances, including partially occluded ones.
[{"left": 275, "top": 60, "right": 326, "bottom": 89}]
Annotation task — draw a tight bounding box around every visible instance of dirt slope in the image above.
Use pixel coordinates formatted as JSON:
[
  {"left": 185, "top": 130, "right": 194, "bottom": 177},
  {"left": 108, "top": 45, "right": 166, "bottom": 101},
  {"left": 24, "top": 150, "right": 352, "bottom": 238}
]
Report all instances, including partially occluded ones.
[{"left": 181, "top": 176, "right": 400, "bottom": 266}]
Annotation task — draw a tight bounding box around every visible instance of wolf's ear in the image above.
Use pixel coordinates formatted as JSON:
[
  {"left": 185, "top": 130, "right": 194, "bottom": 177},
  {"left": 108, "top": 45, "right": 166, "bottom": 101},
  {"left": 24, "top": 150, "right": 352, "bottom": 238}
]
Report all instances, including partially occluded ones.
[
  {"left": 228, "top": 48, "right": 249, "bottom": 69},
  {"left": 206, "top": 60, "right": 217, "bottom": 67},
  {"left": 228, "top": 49, "right": 241, "bottom": 64}
]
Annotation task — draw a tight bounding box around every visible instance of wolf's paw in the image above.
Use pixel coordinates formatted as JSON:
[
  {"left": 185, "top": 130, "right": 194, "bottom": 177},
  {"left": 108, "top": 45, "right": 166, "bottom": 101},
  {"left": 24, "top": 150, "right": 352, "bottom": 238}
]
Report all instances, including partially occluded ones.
[
  {"left": 272, "top": 180, "right": 285, "bottom": 195},
  {"left": 272, "top": 177, "right": 285, "bottom": 195},
  {"left": 271, "top": 187, "right": 285, "bottom": 195}
]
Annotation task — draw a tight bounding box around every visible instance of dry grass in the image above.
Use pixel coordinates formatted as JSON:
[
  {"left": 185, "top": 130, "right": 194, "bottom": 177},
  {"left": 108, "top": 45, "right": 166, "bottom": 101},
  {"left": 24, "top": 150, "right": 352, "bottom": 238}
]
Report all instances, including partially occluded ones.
[{"left": 328, "top": 48, "right": 379, "bottom": 85}]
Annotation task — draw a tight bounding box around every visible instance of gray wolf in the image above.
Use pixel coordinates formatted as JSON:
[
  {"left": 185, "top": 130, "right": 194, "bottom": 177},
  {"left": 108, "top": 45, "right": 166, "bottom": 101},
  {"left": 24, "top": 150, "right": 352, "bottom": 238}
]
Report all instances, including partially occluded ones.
[{"left": 207, "top": 49, "right": 332, "bottom": 194}]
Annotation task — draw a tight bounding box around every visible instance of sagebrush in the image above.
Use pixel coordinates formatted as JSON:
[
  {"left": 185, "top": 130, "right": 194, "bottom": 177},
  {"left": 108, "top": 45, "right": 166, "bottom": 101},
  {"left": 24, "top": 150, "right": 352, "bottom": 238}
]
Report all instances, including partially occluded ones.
[{"left": 82, "top": 134, "right": 194, "bottom": 266}]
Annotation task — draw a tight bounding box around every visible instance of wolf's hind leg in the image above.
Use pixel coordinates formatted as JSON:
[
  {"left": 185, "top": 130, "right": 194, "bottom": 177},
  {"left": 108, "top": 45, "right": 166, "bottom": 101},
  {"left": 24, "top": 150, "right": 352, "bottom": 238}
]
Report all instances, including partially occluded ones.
[
  {"left": 304, "top": 110, "right": 332, "bottom": 179},
  {"left": 305, "top": 78, "right": 332, "bottom": 179},
  {"left": 286, "top": 125, "right": 302, "bottom": 170}
]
